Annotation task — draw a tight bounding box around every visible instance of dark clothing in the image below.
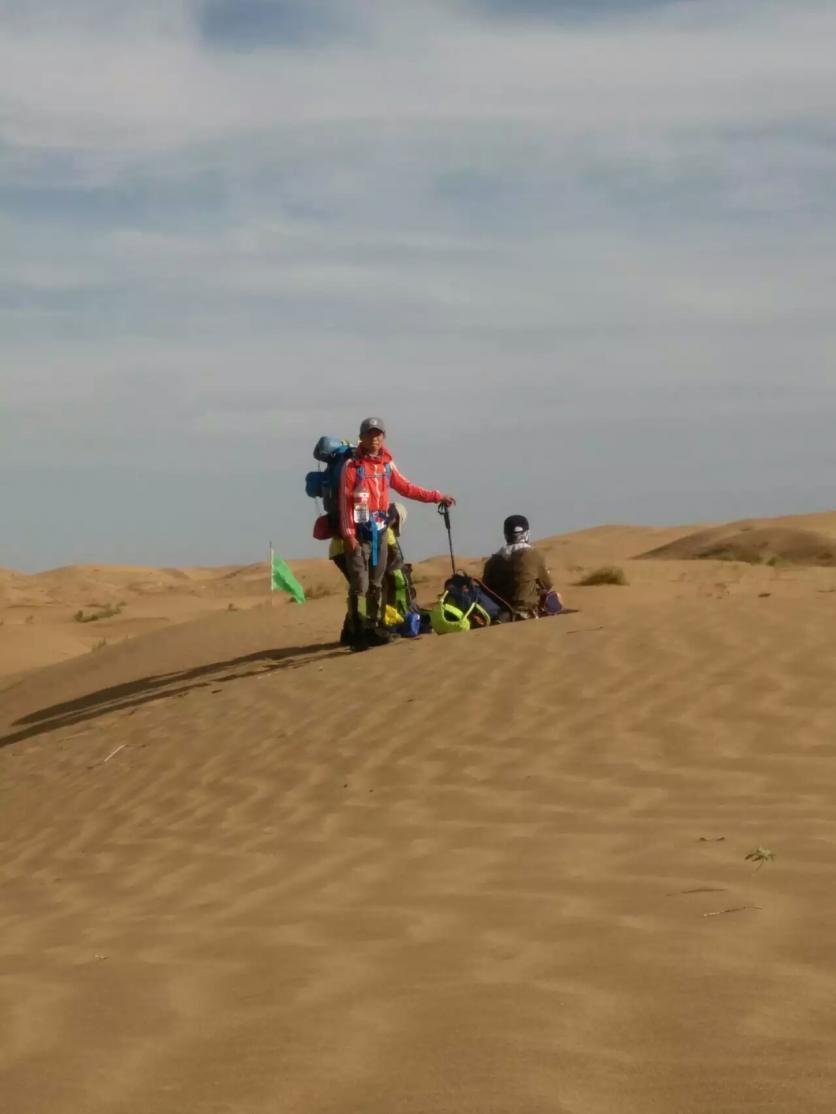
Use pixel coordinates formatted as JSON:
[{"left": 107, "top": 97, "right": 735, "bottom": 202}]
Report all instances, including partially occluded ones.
[
  {"left": 333, "top": 529, "right": 402, "bottom": 646},
  {"left": 345, "top": 534, "right": 390, "bottom": 626},
  {"left": 482, "top": 546, "right": 553, "bottom": 616}
]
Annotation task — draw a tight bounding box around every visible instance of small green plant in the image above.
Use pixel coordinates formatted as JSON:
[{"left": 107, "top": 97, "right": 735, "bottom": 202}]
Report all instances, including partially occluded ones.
[
  {"left": 74, "top": 603, "right": 123, "bottom": 623},
  {"left": 745, "top": 847, "right": 775, "bottom": 872},
  {"left": 766, "top": 556, "right": 787, "bottom": 568},
  {"left": 576, "top": 566, "right": 627, "bottom": 587}
]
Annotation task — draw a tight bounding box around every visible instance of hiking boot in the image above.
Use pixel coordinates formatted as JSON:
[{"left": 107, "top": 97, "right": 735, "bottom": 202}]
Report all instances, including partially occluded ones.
[
  {"left": 366, "top": 625, "right": 399, "bottom": 647},
  {"left": 348, "top": 626, "right": 370, "bottom": 652}
]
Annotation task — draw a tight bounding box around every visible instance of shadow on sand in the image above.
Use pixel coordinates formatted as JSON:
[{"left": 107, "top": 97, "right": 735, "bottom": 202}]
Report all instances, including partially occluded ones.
[{"left": 1, "top": 642, "right": 346, "bottom": 749}]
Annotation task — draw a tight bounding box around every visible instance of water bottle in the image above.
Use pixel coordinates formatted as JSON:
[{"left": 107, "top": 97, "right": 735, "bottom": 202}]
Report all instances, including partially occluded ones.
[{"left": 353, "top": 490, "right": 370, "bottom": 525}]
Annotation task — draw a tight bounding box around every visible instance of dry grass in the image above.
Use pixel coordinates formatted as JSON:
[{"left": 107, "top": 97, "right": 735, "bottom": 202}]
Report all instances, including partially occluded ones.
[
  {"left": 576, "top": 566, "right": 628, "bottom": 587},
  {"left": 74, "top": 603, "right": 124, "bottom": 623},
  {"left": 699, "top": 549, "right": 763, "bottom": 564},
  {"left": 303, "top": 582, "right": 338, "bottom": 600}
]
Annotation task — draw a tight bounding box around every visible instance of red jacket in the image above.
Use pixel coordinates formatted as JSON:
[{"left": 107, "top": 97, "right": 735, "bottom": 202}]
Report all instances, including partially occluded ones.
[{"left": 339, "top": 446, "right": 442, "bottom": 540}]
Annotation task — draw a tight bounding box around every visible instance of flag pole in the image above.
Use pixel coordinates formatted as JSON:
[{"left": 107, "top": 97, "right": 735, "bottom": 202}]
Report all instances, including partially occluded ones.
[{"left": 268, "top": 539, "right": 273, "bottom": 608}]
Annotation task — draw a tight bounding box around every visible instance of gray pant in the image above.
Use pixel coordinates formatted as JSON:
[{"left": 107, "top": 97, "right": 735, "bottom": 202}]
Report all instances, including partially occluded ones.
[{"left": 346, "top": 534, "right": 389, "bottom": 625}]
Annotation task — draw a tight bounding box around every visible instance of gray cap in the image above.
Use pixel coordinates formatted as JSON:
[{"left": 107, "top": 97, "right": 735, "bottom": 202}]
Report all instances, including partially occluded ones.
[{"left": 360, "top": 416, "right": 386, "bottom": 436}]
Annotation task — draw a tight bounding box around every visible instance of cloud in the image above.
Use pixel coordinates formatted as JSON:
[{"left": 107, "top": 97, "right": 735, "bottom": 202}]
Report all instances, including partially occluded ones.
[
  {"left": 2, "top": 1, "right": 834, "bottom": 158},
  {"left": 1, "top": 0, "right": 835, "bottom": 566},
  {"left": 462, "top": 0, "right": 680, "bottom": 21},
  {"left": 197, "top": 0, "right": 365, "bottom": 49}
]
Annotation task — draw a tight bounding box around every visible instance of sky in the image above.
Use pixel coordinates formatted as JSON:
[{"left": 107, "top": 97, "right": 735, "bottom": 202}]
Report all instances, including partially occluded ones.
[{"left": 2, "top": 0, "right": 835, "bottom": 570}]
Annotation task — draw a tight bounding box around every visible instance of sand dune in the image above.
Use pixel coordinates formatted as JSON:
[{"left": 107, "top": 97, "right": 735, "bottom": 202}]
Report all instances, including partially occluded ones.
[
  {"left": 0, "top": 516, "right": 751, "bottom": 679},
  {"left": 639, "top": 509, "right": 836, "bottom": 566},
  {"left": 2, "top": 513, "right": 836, "bottom": 1112},
  {"left": 0, "top": 557, "right": 348, "bottom": 680}
]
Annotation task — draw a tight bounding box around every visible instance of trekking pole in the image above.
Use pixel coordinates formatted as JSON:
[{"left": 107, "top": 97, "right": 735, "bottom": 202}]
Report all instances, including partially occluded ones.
[{"left": 437, "top": 502, "right": 456, "bottom": 576}]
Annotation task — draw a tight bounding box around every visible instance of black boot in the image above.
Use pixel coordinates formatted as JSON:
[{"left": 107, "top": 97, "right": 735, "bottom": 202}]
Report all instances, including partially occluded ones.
[
  {"left": 344, "top": 596, "right": 369, "bottom": 651},
  {"left": 349, "top": 627, "right": 370, "bottom": 652},
  {"left": 364, "top": 593, "right": 395, "bottom": 647},
  {"left": 365, "top": 621, "right": 400, "bottom": 647},
  {"left": 339, "top": 613, "right": 354, "bottom": 646}
]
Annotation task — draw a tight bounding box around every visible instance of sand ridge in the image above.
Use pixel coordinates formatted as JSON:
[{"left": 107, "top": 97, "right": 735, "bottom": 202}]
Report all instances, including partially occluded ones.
[{"left": 638, "top": 509, "right": 836, "bottom": 565}]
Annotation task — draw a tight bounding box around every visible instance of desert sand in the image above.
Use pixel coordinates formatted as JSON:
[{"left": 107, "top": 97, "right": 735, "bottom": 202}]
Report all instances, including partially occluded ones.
[{"left": 2, "top": 511, "right": 836, "bottom": 1113}]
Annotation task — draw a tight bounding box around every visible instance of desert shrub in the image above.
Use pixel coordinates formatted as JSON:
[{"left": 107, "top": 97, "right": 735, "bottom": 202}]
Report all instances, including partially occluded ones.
[
  {"left": 576, "top": 566, "right": 627, "bottom": 586},
  {"left": 74, "top": 603, "right": 123, "bottom": 623}
]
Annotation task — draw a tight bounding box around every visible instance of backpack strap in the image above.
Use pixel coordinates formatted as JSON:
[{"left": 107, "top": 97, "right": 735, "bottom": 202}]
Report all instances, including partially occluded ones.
[
  {"left": 350, "top": 460, "right": 391, "bottom": 560},
  {"left": 442, "top": 589, "right": 476, "bottom": 621},
  {"left": 353, "top": 460, "right": 389, "bottom": 483}
]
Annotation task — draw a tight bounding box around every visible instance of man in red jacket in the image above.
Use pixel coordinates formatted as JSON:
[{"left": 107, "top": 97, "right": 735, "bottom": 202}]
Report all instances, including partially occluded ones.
[{"left": 340, "top": 416, "right": 455, "bottom": 649}]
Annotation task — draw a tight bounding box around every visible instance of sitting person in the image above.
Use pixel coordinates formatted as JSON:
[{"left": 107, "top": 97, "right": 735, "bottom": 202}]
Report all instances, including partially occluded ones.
[{"left": 481, "top": 514, "right": 563, "bottom": 619}]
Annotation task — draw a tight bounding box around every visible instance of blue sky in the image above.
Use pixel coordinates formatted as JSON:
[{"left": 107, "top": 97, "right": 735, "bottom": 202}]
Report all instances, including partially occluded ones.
[{"left": 3, "top": 0, "right": 835, "bottom": 569}]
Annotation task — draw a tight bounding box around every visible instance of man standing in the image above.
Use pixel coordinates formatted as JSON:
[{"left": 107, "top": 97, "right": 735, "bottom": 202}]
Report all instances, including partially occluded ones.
[{"left": 340, "top": 417, "right": 454, "bottom": 649}]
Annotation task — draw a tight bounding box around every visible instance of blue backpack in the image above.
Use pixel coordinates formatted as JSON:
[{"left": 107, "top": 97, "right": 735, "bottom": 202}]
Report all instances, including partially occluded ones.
[{"left": 305, "top": 437, "right": 355, "bottom": 532}]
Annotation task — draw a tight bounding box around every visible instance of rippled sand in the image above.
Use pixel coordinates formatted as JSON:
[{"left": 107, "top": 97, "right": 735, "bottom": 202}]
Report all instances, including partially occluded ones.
[{"left": 2, "top": 517, "right": 836, "bottom": 1112}]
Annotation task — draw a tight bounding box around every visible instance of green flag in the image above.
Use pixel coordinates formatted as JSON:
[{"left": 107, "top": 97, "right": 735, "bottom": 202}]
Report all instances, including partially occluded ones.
[{"left": 270, "top": 551, "right": 306, "bottom": 604}]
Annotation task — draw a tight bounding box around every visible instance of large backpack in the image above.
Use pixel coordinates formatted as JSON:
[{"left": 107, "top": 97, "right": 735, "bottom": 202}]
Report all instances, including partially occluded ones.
[
  {"left": 390, "top": 564, "right": 417, "bottom": 615},
  {"left": 429, "top": 573, "right": 504, "bottom": 635},
  {"left": 305, "top": 437, "right": 354, "bottom": 535},
  {"left": 386, "top": 533, "right": 418, "bottom": 615}
]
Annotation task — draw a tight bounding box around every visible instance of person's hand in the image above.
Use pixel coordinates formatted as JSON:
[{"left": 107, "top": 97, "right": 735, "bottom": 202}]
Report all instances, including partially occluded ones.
[
  {"left": 344, "top": 534, "right": 359, "bottom": 553},
  {"left": 439, "top": 495, "right": 456, "bottom": 507}
]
